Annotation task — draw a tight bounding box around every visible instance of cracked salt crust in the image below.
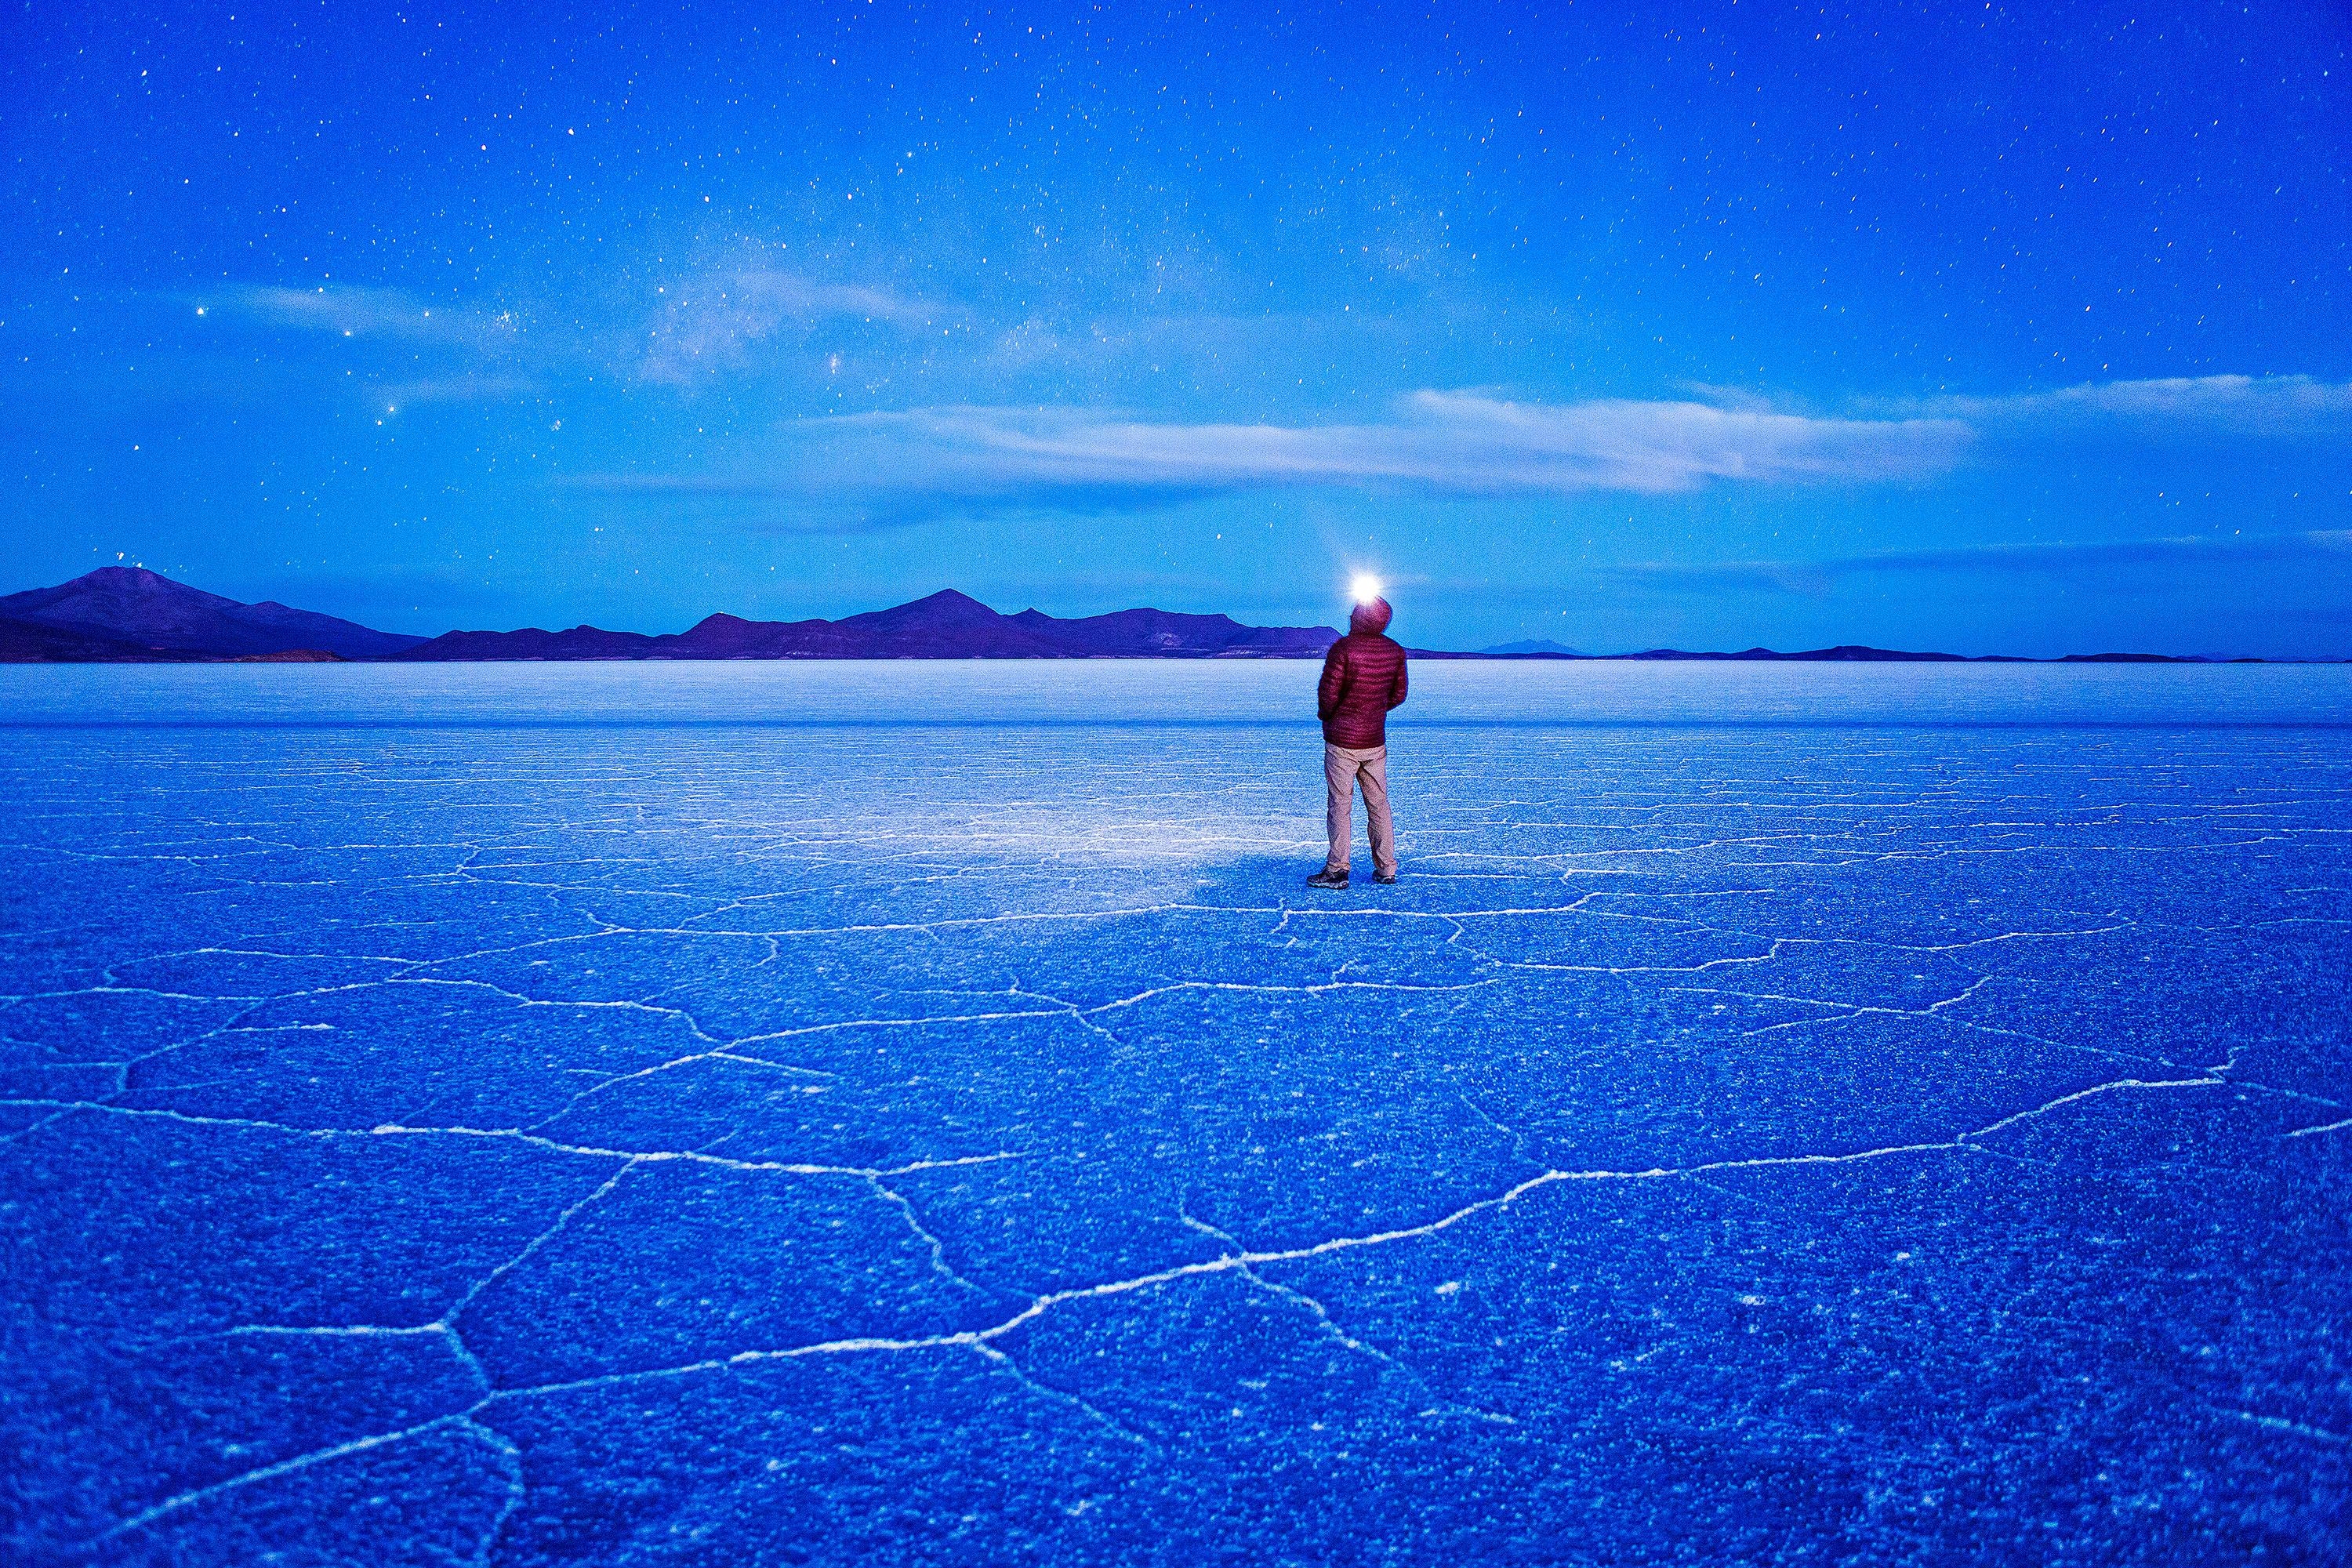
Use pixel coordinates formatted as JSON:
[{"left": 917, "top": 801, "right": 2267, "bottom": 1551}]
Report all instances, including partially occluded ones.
[{"left": 1, "top": 695, "right": 2347, "bottom": 1561}]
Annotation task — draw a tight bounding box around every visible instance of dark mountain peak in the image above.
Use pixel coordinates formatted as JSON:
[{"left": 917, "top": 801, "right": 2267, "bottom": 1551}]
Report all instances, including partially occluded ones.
[
  {"left": 840, "top": 588, "right": 1011, "bottom": 635},
  {"left": 893, "top": 588, "right": 1000, "bottom": 618},
  {"left": 0, "top": 565, "right": 241, "bottom": 618},
  {"left": 72, "top": 565, "right": 201, "bottom": 595},
  {"left": 873, "top": 589, "right": 996, "bottom": 617},
  {"left": 0, "top": 567, "right": 425, "bottom": 659}
]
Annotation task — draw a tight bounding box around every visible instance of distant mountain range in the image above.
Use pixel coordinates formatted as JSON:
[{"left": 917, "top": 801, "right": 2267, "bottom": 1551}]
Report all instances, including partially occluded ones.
[
  {"left": 0, "top": 568, "right": 2278, "bottom": 664},
  {"left": 390, "top": 589, "right": 1338, "bottom": 661},
  {"left": 0, "top": 570, "right": 1338, "bottom": 663}
]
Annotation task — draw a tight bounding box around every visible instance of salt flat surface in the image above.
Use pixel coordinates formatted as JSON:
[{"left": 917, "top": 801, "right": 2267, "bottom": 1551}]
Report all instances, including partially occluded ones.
[
  {"left": 2, "top": 664, "right": 2348, "bottom": 1564},
  {"left": 3, "top": 656, "right": 2350, "bottom": 728}
]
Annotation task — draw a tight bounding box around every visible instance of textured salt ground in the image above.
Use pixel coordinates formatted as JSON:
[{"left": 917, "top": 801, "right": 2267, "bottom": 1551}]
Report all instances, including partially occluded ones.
[{"left": 1, "top": 713, "right": 2348, "bottom": 1565}]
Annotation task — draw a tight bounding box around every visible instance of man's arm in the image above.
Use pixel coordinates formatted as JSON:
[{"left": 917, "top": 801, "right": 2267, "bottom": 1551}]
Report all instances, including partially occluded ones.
[
  {"left": 1317, "top": 643, "right": 1349, "bottom": 720},
  {"left": 1385, "top": 650, "right": 1409, "bottom": 711}
]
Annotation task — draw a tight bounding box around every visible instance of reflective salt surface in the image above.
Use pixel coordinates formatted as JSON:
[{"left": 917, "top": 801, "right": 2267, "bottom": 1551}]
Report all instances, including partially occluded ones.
[{"left": 2, "top": 662, "right": 2347, "bottom": 1564}]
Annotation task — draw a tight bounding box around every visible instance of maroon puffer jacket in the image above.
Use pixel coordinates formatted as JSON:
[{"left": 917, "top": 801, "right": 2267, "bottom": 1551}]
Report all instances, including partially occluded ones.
[{"left": 1318, "top": 612, "right": 1409, "bottom": 747}]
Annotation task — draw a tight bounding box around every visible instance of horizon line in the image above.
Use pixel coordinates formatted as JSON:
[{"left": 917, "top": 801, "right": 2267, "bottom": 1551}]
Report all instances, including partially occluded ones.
[{"left": 3, "top": 566, "right": 2346, "bottom": 666}]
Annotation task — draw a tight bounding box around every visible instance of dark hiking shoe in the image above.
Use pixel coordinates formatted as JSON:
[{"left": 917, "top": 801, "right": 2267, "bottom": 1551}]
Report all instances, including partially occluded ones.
[
  {"left": 1373, "top": 870, "right": 1398, "bottom": 885},
  {"left": 1305, "top": 869, "right": 1350, "bottom": 890}
]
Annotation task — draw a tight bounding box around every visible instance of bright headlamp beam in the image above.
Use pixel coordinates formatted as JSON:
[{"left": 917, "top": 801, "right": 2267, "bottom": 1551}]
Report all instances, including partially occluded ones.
[{"left": 1351, "top": 574, "right": 1383, "bottom": 603}]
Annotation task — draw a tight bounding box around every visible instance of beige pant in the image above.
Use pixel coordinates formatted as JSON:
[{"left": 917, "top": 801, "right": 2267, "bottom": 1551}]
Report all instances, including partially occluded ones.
[{"left": 1324, "top": 743, "right": 1397, "bottom": 877}]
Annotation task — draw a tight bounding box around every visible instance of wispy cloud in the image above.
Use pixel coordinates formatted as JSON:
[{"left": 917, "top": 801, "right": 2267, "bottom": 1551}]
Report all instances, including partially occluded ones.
[
  {"left": 1874, "top": 374, "right": 2352, "bottom": 435},
  {"left": 1617, "top": 529, "right": 2352, "bottom": 596},
  {"left": 571, "top": 390, "right": 1973, "bottom": 518},
  {"left": 637, "top": 265, "right": 938, "bottom": 384},
  {"left": 573, "top": 368, "right": 2351, "bottom": 530},
  {"left": 208, "top": 285, "right": 518, "bottom": 348},
  {"left": 873, "top": 391, "right": 1972, "bottom": 493}
]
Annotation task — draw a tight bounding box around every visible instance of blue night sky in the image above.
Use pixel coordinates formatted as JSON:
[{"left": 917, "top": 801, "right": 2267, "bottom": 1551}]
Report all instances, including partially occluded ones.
[{"left": 3, "top": 1, "right": 2347, "bottom": 655}]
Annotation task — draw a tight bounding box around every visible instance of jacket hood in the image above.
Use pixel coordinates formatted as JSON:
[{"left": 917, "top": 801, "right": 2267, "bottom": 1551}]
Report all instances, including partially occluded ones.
[{"left": 1349, "top": 597, "right": 1393, "bottom": 636}]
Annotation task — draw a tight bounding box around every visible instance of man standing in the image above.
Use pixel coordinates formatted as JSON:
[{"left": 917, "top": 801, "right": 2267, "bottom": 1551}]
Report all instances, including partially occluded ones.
[{"left": 1308, "top": 590, "right": 1408, "bottom": 889}]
